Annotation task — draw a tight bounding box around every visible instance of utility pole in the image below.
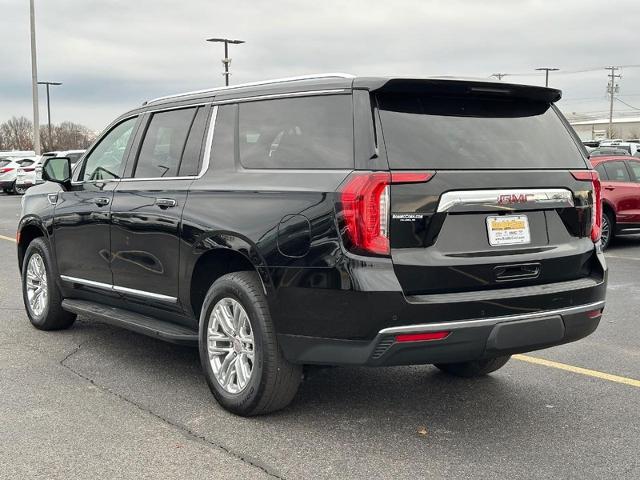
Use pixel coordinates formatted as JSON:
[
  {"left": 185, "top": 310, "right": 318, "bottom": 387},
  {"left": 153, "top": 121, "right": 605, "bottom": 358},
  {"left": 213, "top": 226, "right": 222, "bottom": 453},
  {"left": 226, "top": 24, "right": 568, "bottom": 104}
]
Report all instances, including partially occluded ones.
[
  {"left": 205, "top": 38, "right": 245, "bottom": 86},
  {"left": 29, "top": 0, "right": 40, "bottom": 155},
  {"left": 606, "top": 66, "right": 621, "bottom": 139},
  {"left": 535, "top": 67, "right": 559, "bottom": 87},
  {"left": 37, "top": 81, "right": 62, "bottom": 151},
  {"left": 491, "top": 73, "right": 507, "bottom": 81}
]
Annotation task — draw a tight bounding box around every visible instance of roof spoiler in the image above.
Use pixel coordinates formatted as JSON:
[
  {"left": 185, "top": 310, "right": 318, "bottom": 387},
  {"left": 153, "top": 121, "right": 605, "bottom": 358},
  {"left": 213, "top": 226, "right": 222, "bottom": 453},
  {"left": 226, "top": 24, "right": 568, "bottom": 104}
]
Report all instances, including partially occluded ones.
[{"left": 355, "top": 78, "right": 562, "bottom": 103}]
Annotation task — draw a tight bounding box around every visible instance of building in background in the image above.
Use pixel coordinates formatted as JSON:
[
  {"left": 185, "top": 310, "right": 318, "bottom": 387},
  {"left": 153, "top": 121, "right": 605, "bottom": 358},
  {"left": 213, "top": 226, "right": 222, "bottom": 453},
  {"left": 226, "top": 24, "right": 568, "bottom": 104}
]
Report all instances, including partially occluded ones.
[{"left": 569, "top": 117, "right": 640, "bottom": 141}]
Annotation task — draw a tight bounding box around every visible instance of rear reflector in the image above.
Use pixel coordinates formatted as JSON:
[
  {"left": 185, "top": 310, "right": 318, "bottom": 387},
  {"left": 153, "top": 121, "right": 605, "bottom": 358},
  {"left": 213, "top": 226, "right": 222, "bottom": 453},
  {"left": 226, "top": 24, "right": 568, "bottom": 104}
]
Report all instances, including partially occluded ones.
[
  {"left": 395, "top": 331, "right": 450, "bottom": 343},
  {"left": 570, "top": 170, "right": 602, "bottom": 243},
  {"left": 586, "top": 309, "right": 603, "bottom": 319}
]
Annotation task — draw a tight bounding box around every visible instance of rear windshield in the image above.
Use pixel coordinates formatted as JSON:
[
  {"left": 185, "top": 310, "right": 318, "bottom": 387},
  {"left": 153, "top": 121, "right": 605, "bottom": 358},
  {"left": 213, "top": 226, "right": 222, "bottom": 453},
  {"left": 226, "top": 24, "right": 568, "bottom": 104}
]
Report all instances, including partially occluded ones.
[
  {"left": 0, "top": 159, "right": 11, "bottom": 168},
  {"left": 377, "top": 93, "right": 586, "bottom": 169}
]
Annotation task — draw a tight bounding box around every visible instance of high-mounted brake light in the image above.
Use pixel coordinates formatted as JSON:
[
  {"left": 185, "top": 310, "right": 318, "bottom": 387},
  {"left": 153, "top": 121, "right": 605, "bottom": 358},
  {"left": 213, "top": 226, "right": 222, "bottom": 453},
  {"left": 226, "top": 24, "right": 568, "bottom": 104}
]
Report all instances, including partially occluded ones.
[
  {"left": 571, "top": 170, "right": 602, "bottom": 243},
  {"left": 395, "top": 331, "right": 450, "bottom": 343},
  {"left": 340, "top": 171, "right": 434, "bottom": 255}
]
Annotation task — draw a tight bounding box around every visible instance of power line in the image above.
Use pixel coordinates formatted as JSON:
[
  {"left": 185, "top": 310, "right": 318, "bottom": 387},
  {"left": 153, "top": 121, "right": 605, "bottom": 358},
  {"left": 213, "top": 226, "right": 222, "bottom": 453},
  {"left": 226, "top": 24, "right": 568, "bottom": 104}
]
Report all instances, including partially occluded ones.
[{"left": 615, "top": 97, "right": 640, "bottom": 111}]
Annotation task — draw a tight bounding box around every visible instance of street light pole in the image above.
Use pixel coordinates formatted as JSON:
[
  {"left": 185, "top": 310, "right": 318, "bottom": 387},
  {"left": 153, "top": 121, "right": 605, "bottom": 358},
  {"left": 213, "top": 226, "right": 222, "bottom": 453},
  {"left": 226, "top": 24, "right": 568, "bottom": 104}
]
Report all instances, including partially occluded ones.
[
  {"left": 37, "top": 81, "right": 62, "bottom": 151},
  {"left": 535, "top": 67, "right": 559, "bottom": 87},
  {"left": 206, "top": 38, "right": 245, "bottom": 86},
  {"left": 29, "top": 0, "right": 40, "bottom": 155}
]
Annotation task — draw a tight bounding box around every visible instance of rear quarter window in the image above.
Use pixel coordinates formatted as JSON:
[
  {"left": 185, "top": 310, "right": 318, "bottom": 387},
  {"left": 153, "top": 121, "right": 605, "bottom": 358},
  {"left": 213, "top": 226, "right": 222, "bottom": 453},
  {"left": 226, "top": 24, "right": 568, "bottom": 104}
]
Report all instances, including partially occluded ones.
[
  {"left": 377, "top": 93, "right": 586, "bottom": 170},
  {"left": 238, "top": 95, "right": 353, "bottom": 169}
]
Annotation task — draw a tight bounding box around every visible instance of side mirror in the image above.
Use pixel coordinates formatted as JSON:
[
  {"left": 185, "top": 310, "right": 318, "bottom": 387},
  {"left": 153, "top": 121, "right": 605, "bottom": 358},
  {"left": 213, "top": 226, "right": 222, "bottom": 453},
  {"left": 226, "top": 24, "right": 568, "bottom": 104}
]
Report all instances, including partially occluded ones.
[{"left": 42, "top": 157, "right": 72, "bottom": 189}]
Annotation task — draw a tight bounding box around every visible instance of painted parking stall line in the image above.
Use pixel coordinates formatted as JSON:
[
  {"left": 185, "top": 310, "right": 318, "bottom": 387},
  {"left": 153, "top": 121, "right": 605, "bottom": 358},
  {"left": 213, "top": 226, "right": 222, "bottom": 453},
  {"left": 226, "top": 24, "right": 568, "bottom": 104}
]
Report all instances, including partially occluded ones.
[
  {"left": 514, "top": 354, "right": 640, "bottom": 388},
  {"left": 0, "top": 234, "right": 16, "bottom": 243}
]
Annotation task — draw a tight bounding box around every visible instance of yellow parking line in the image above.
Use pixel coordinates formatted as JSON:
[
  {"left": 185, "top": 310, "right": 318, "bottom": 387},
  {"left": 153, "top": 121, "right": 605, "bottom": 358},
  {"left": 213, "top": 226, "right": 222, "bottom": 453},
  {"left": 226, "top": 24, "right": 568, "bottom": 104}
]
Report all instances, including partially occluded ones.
[
  {"left": 0, "top": 234, "right": 16, "bottom": 243},
  {"left": 605, "top": 254, "right": 640, "bottom": 262},
  {"left": 514, "top": 354, "right": 640, "bottom": 388}
]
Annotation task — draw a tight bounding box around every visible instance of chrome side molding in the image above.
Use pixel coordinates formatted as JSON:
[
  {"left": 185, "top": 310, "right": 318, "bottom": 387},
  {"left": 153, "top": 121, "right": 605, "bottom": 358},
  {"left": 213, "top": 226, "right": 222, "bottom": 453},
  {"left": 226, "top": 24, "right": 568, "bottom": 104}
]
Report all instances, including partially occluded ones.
[
  {"left": 437, "top": 188, "right": 574, "bottom": 213},
  {"left": 60, "top": 275, "right": 177, "bottom": 303}
]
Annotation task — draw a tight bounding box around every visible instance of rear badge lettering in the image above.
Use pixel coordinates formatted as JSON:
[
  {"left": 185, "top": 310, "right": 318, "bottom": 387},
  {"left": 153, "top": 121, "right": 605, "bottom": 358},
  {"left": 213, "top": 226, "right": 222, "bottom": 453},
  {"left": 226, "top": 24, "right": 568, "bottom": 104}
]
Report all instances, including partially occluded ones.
[
  {"left": 392, "top": 213, "right": 425, "bottom": 222},
  {"left": 497, "top": 193, "right": 534, "bottom": 205}
]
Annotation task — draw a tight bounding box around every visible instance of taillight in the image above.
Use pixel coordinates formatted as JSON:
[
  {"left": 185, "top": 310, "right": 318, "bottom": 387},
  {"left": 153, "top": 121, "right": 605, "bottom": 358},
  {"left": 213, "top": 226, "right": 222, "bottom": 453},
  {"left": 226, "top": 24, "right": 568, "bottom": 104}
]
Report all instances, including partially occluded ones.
[
  {"left": 571, "top": 170, "right": 602, "bottom": 243},
  {"left": 23, "top": 167, "right": 35, "bottom": 172},
  {"left": 0, "top": 167, "right": 14, "bottom": 174},
  {"left": 339, "top": 171, "right": 434, "bottom": 255}
]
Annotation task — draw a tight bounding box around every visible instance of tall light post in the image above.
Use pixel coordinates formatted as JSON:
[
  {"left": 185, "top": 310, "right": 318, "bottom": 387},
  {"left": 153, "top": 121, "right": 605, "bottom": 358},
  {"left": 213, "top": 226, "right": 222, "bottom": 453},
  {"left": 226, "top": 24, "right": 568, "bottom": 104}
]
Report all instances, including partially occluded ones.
[
  {"left": 37, "top": 81, "right": 62, "bottom": 150},
  {"left": 206, "top": 38, "right": 245, "bottom": 86},
  {"left": 535, "top": 67, "right": 559, "bottom": 87},
  {"left": 29, "top": 0, "right": 40, "bottom": 155}
]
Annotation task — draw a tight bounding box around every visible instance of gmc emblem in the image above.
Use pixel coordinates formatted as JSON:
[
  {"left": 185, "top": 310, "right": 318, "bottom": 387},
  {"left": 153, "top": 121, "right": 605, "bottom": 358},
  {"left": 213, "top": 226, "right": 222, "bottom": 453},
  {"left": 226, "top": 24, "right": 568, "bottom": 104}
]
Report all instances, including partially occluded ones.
[{"left": 497, "top": 193, "right": 534, "bottom": 205}]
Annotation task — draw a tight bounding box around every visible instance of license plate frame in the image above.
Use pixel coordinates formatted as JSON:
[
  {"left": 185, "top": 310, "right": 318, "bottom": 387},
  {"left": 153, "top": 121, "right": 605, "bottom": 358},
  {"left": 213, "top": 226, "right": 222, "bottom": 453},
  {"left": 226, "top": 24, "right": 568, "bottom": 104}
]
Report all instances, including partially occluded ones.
[{"left": 486, "top": 215, "right": 531, "bottom": 246}]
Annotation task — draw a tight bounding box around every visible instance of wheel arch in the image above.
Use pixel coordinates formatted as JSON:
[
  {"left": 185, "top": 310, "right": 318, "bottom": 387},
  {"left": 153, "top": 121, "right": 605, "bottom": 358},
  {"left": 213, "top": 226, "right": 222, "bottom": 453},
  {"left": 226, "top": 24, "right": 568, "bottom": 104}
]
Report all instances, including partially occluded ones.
[
  {"left": 17, "top": 219, "right": 49, "bottom": 271},
  {"left": 187, "top": 244, "right": 271, "bottom": 322}
]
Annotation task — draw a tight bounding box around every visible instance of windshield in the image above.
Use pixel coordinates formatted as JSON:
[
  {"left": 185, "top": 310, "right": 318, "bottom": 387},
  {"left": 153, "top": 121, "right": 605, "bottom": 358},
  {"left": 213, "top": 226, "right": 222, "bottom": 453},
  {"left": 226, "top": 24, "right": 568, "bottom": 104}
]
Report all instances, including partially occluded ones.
[{"left": 377, "top": 93, "right": 586, "bottom": 169}]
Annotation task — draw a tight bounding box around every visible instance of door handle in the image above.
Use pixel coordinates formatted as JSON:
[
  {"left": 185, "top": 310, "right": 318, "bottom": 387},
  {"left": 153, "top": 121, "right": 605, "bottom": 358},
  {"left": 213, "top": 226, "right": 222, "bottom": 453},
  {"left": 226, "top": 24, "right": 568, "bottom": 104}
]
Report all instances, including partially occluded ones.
[
  {"left": 155, "top": 198, "right": 177, "bottom": 209},
  {"left": 94, "top": 197, "right": 111, "bottom": 207},
  {"left": 604, "top": 186, "right": 616, "bottom": 191}
]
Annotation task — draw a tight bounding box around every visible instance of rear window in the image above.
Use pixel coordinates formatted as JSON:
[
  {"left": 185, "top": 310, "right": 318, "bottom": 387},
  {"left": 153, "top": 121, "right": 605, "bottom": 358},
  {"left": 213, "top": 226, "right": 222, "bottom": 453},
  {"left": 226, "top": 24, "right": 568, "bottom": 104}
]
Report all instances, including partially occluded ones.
[
  {"left": 238, "top": 95, "right": 353, "bottom": 169},
  {"left": 377, "top": 93, "right": 586, "bottom": 169},
  {"left": 0, "top": 160, "right": 11, "bottom": 168}
]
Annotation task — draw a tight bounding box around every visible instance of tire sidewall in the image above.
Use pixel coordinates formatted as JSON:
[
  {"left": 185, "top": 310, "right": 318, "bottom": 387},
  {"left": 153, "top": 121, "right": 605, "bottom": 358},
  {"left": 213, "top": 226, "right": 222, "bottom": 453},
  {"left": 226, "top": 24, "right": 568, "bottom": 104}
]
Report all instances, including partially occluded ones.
[
  {"left": 198, "top": 275, "right": 268, "bottom": 414},
  {"left": 601, "top": 211, "right": 613, "bottom": 250},
  {"left": 21, "top": 239, "right": 53, "bottom": 326}
]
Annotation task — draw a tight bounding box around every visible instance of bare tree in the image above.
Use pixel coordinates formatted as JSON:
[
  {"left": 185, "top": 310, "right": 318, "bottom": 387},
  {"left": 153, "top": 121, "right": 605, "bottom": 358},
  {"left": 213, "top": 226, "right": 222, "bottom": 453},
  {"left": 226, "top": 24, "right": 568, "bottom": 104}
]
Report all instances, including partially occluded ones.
[{"left": 0, "top": 117, "right": 34, "bottom": 150}]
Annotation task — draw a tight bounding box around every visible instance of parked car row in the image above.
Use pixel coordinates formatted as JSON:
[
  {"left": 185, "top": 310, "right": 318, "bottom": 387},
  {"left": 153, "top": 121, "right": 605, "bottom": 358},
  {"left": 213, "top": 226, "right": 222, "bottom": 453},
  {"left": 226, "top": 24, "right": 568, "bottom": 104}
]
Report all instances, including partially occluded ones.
[{"left": 0, "top": 150, "right": 84, "bottom": 194}]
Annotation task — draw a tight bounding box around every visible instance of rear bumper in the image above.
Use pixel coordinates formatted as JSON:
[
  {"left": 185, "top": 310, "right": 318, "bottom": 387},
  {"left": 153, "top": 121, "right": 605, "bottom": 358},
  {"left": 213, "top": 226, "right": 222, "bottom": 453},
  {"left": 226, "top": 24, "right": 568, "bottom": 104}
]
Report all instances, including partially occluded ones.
[{"left": 279, "top": 300, "right": 605, "bottom": 366}]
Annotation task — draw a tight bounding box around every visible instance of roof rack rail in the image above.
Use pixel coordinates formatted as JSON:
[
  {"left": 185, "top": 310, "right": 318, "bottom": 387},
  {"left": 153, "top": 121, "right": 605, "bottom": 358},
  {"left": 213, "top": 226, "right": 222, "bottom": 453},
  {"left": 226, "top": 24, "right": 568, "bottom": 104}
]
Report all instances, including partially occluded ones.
[{"left": 144, "top": 73, "right": 355, "bottom": 105}]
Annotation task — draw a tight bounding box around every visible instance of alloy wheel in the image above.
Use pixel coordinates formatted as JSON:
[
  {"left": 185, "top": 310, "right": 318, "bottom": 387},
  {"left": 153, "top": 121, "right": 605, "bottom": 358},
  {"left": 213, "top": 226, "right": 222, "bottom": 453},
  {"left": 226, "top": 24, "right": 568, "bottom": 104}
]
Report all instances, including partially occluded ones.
[
  {"left": 206, "top": 297, "right": 255, "bottom": 394},
  {"left": 601, "top": 215, "right": 611, "bottom": 249},
  {"left": 26, "top": 253, "right": 48, "bottom": 317}
]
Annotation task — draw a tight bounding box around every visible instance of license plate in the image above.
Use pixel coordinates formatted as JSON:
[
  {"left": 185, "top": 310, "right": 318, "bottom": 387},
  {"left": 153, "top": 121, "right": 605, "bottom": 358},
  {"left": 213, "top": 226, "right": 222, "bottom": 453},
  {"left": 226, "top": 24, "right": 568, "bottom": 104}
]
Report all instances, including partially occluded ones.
[{"left": 486, "top": 215, "right": 531, "bottom": 246}]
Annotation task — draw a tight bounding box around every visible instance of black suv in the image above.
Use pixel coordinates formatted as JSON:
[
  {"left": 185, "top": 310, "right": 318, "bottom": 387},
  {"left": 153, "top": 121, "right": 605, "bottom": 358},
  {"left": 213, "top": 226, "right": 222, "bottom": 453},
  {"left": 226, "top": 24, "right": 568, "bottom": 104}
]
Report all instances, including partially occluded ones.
[{"left": 18, "top": 74, "right": 607, "bottom": 415}]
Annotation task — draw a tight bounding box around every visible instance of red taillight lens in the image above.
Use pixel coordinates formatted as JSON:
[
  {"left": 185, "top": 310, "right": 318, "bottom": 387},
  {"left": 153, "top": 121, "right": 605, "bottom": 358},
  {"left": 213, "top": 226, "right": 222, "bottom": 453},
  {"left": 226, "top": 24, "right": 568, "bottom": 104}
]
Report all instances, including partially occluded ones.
[
  {"left": 23, "top": 167, "right": 35, "bottom": 172},
  {"left": 0, "top": 167, "right": 14, "bottom": 174},
  {"left": 571, "top": 170, "right": 602, "bottom": 243},
  {"left": 395, "top": 331, "right": 450, "bottom": 343},
  {"left": 340, "top": 171, "right": 434, "bottom": 255}
]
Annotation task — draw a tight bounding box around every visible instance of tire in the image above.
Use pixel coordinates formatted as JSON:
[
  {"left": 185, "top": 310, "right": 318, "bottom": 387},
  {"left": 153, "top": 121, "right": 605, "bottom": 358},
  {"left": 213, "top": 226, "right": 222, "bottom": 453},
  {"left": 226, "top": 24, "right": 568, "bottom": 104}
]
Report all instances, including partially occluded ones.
[
  {"left": 21, "top": 237, "right": 76, "bottom": 330},
  {"left": 7, "top": 181, "right": 16, "bottom": 195},
  {"left": 14, "top": 184, "right": 26, "bottom": 195},
  {"left": 600, "top": 210, "right": 614, "bottom": 250},
  {"left": 198, "top": 271, "right": 302, "bottom": 416},
  {"left": 434, "top": 355, "right": 511, "bottom": 378}
]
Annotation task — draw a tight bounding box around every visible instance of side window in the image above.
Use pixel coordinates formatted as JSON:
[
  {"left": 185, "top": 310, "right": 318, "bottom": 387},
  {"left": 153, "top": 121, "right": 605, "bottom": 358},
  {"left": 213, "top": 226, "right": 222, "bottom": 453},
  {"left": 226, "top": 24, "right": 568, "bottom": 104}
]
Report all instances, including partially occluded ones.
[
  {"left": 238, "top": 95, "right": 353, "bottom": 169},
  {"left": 133, "top": 107, "right": 196, "bottom": 178},
  {"left": 177, "top": 106, "right": 208, "bottom": 177},
  {"left": 209, "top": 104, "right": 235, "bottom": 167},
  {"left": 594, "top": 163, "right": 608, "bottom": 180},
  {"left": 627, "top": 161, "right": 640, "bottom": 182},
  {"left": 603, "top": 161, "right": 631, "bottom": 182},
  {"left": 81, "top": 117, "right": 137, "bottom": 181}
]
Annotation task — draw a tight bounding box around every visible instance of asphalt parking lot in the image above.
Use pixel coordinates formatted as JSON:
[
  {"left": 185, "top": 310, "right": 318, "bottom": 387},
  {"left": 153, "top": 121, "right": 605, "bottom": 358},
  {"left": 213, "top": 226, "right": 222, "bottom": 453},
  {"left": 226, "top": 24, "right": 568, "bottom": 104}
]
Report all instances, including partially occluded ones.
[{"left": 0, "top": 192, "right": 638, "bottom": 480}]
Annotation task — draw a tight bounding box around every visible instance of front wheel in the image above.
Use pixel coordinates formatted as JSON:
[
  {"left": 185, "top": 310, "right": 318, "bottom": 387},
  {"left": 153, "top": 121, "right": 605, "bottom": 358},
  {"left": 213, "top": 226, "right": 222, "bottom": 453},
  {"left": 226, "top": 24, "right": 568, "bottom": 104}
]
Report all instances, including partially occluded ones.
[
  {"left": 199, "top": 271, "right": 302, "bottom": 416},
  {"left": 21, "top": 237, "right": 76, "bottom": 330},
  {"left": 434, "top": 355, "right": 511, "bottom": 377}
]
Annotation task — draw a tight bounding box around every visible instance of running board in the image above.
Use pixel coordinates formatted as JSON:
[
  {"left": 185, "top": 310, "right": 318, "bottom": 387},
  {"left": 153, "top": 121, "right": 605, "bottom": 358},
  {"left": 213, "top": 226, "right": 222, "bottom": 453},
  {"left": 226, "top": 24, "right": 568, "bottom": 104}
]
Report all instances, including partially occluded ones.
[{"left": 61, "top": 299, "right": 198, "bottom": 346}]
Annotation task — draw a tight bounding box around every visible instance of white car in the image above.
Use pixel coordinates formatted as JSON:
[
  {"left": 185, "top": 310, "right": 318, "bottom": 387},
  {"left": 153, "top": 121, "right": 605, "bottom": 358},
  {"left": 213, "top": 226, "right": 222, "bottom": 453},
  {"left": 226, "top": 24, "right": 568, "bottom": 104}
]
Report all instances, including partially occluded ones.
[
  {"left": 0, "top": 156, "right": 38, "bottom": 194},
  {"left": 599, "top": 141, "right": 640, "bottom": 156},
  {"left": 15, "top": 156, "right": 46, "bottom": 194},
  {"left": 25, "top": 150, "right": 86, "bottom": 190}
]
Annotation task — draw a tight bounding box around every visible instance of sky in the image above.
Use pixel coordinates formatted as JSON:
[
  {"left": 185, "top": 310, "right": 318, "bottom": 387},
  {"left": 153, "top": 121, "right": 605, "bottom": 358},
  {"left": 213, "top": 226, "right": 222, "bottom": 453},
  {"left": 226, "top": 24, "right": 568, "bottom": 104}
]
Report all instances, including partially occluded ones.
[{"left": 2, "top": 0, "right": 640, "bottom": 132}]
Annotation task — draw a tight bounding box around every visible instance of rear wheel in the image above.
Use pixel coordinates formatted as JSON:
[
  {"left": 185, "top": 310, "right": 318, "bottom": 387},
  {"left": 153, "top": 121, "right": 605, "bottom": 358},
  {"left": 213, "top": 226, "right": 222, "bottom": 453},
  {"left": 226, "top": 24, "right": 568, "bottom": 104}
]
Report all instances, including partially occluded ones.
[
  {"left": 600, "top": 210, "right": 614, "bottom": 250},
  {"left": 434, "top": 355, "right": 511, "bottom": 377},
  {"left": 21, "top": 237, "right": 76, "bottom": 330},
  {"left": 14, "top": 184, "right": 26, "bottom": 195},
  {"left": 199, "top": 271, "right": 302, "bottom": 416}
]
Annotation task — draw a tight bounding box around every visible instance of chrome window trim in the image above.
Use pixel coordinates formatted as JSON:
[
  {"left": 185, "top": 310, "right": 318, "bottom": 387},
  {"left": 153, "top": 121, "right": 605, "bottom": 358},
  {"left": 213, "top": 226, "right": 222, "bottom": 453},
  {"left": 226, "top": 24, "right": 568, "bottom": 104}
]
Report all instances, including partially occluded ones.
[
  {"left": 378, "top": 301, "right": 605, "bottom": 335},
  {"left": 118, "top": 105, "right": 217, "bottom": 183},
  {"left": 436, "top": 188, "right": 575, "bottom": 213},
  {"left": 60, "top": 275, "right": 177, "bottom": 303},
  {"left": 146, "top": 73, "right": 354, "bottom": 105},
  {"left": 213, "top": 89, "right": 348, "bottom": 105}
]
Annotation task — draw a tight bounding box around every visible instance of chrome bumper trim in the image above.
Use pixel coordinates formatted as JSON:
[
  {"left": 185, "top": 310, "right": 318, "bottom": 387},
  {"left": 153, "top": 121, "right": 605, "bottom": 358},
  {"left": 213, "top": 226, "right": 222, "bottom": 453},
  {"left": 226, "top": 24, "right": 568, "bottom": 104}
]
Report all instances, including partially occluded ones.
[{"left": 378, "top": 301, "right": 605, "bottom": 335}]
